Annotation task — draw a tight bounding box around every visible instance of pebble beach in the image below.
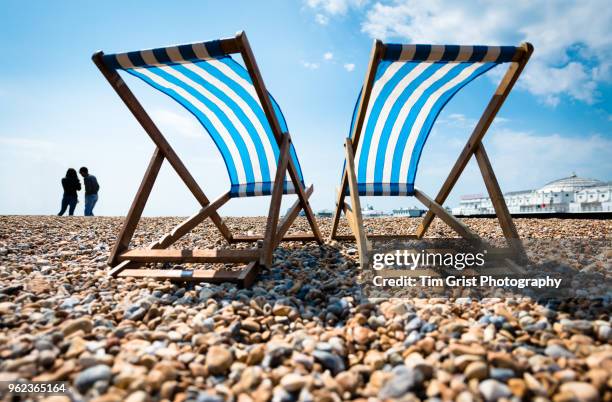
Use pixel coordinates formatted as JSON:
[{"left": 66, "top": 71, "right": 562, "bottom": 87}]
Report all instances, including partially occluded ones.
[{"left": 0, "top": 215, "right": 610, "bottom": 402}]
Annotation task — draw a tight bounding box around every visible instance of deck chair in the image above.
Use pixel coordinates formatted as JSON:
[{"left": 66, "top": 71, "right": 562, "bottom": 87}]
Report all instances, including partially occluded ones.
[
  {"left": 93, "top": 31, "right": 322, "bottom": 287},
  {"left": 331, "top": 41, "right": 533, "bottom": 266}
]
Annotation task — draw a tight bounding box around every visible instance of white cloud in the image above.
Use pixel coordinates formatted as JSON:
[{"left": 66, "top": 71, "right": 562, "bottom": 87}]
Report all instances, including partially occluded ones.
[
  {"left": 0, "top": 137, "right": 54, "bottom": 150},
  {"left": 360, "top": 0, "right": 612, "bottom": 106},
  {"left": 152, "top": 109, "right": 202, "bottom": 138},
  {"left": 344, "top": 63, "right": 356, "bottom": 72},
  {"left": 437, "top": 113, "right": 510, "bottom": 129},
  {"left": 306, "top": 0, "right": 366, "bottom": 16},
  {"left": 484, "top": 129, "right": 612, "bottom": 188},
  {"left": 315, "top": 13, "right": 329, "bottom": 25},
  {"left": 418, "top": 126, "right": 612, "bottom": 205},
  {"left": 301, "top": 61, "right": 320, "bottom": 70},
  {"left": 324, "top": 51, "right": 334, "bottom": 60}
]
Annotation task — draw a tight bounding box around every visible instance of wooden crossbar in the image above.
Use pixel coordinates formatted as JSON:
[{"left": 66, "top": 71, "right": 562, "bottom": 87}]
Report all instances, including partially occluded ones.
[
  {"left": 232, "top": 233, "right": 318, "bottom": 243},
  {"left": 118, "top": 248, "right": 260, "bottom": 263},
  {"left": 118, "top": 262, "right": 259, "bottom": 288},
  {"left": 333, "top": 234, "right": 419, "bottom": 241},
  {"left": 413, "top": 189, "right": 481, "bottom": 242},
  {"left": 150, "top": 192, "right": 231, "bottom": 250}
]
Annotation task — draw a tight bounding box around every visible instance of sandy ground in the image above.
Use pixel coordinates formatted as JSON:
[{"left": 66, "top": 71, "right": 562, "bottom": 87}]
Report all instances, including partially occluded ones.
[{"left": 0, "top": 216, "right": 610, "bottom": 402}]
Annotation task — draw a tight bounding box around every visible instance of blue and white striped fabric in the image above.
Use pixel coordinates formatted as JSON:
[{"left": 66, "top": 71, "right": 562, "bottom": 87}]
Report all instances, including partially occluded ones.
[
  {"left": 103, "top": 40, "right": 304, "bottom": 198},
  {"left": 348, "top": 44, "right": 518, "bottom": 196}
]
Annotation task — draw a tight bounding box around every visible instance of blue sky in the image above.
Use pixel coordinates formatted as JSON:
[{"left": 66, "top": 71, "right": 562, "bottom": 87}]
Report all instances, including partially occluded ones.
[{"left": 0, "top": 0, "right": 610, "bottom": 216}]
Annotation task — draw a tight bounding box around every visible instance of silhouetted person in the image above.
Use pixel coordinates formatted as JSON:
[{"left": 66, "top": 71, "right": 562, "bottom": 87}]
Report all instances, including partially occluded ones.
[
  {"left": 79, "top": 167, "right": 100, "bottom": 216},
  {"left": 58, "top": 168, "right": 81, "bottom": 216}
]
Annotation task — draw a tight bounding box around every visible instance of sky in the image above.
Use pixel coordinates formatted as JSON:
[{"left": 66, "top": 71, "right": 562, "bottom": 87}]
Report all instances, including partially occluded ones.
[{"left": 0, "top": 0, "right": 610, "bottom": 217}]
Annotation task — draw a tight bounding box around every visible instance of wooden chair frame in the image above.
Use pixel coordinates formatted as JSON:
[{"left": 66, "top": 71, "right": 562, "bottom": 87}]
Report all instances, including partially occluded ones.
[
  {"left": 330, "top": 40, "right": 534, "bottom": 267},
  {"left": 93, "top": 31, "right": 322, "bottom": 287}
]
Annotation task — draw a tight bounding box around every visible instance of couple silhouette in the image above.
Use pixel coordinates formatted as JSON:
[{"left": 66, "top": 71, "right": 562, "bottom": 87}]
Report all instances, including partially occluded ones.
[{"left": 58, "top": 167, "right": 100, "bottom": 216}]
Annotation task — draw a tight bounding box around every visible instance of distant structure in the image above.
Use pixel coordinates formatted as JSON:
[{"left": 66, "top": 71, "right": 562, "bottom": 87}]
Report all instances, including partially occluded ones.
[
  {"left": 361, "top": 204, "right": 387, "bottom": 218},
  {"left": 392, "top": 207, "right": 426, "bottom": 217},
  {"left": 453, "top": 174, "right": 612, "bottom": 215},
  {"left": 316, "top": 209, "right": 333, "bottom": 218}
]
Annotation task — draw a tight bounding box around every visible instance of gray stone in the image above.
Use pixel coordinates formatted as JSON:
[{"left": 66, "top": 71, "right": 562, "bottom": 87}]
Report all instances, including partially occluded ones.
[
  {"left": 312, "top": 350, "right": 345, "bottom": 376},
  {"left": 74, "top": 364, "right": 112, "bottom": 392},
  {"left": 378, "top": 366, "right": 424, "bottom": 399},
  {"left": 597, "top": 325, "right": 610, "bottom": 342},
  {"left": 545, "top": 344, "right": 574, "bottom": 359},
  {"left": 479, "top": 379, "right": 511, "bottom": 402},
  {"left": 124, "top": 304, "right": 147, "bottom": 321},
  {"left": 490, "top": 367, "right": 515, "bottom": 382}
]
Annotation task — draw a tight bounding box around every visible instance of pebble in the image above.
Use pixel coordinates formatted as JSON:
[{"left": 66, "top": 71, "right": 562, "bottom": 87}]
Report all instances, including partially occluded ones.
[
  {"left": 206, "top": 346, "right": 233, "bottom": 375},
  {"left": 378, "top": 366, "right": 424, "bottom": 399},
  {"left": 61, "top": 317, "right": 93, "bottom": 336},
  {"left": 596, "top": 324, "right": 610, "bottom": 342},
  {"left": 464, "top": 361, "right": 488, "bottom": 380},
  {"left": 74, "top": 364, "right": 111, "bottom": 392},
  {"left": 313, "top": 350, "right": 345, "bottom": 375},
  {"left": 479, "top": 379, "right": 511, "bottom": 401},
  {"left": 280, "top": 373, "right": 307, "bottom": 392},
  {"left": 545, "top": 344, "right": 575, "bottom": 359},
  {"left": 559, "top": 382, "right": 599, "bottom": 402}
]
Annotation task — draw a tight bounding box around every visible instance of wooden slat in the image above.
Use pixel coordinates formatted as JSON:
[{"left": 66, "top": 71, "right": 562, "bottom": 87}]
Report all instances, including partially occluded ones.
[
  {"left": 218, "top": 37, "right": 240, "bottom": 54},
  {"left": 118, "top": 262, "right": 259, "bottom": 286},
  {"left": 108, "top": 148, "right": 165, "bottom": 266},
  {"left": 118, "top": 248, "right": 260, "bottom": 263},
  {"left": 413, "top": 189, "right": 481, "bottom": 242},
  {"left": 331, "top": 40, "right": 384, "bottom": 240},
  {"left": 232, "top": 233, "right": 318, "bottom": 242},
  {"left": 333, "top": 234, "right": 419, "bottom": 241},
  {"left": 416, "top": 42, "right": 533, "bottom": 238},
  {"left": 109, "top": 260, "right": 143, "bottom": 278},
  {"left": 92, "top": 52, "right": 233, "bottom": 242}
]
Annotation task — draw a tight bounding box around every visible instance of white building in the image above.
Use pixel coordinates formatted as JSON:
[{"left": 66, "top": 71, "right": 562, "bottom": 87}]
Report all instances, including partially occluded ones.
[
  {"left": 362, "top": 204, "right": 387, "bottom": 217},
  {"left": 453, "top": 174, "right": 612, "bottom": 215}
]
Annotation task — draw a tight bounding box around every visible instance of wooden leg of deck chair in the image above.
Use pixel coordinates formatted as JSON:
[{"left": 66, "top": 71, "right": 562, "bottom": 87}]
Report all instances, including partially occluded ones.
[
  {"left": 345, "top": 139, "right": 369, "bottom": 268},
  {"left": 416, "top": 43, "right": 534, "bottom": 239},
  {"left": 274, "top": 185, "right": 314, "bottom": 248},
  {"left": 331, "top": 42, "right": 384, "bottom": 241},
  {"left": 331, "top": 180, "right": 348, "bottom": 240},
  {"left": 262, "top": 135, "right": 291, "bottom": 267},
  {"left": 474, "top": 144, "right": 527, "bottom": 260},
  {"left": 414, "top": 189, "right": 481, "bottom": 243},
  {"left": 236, "top": 33, "right": 321, "bottom": 245},
  {"left": 108, "top": 147, "right": 164, "bottom": 267},
  {"left": 93, "top": 52, "right": 233, "bottom": 244},
  {"left": 342, "top": 203, "right": 368, "bottom": 268},
  {"left": 287, "top": 161, "right": 323, "bottom": 244}
]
